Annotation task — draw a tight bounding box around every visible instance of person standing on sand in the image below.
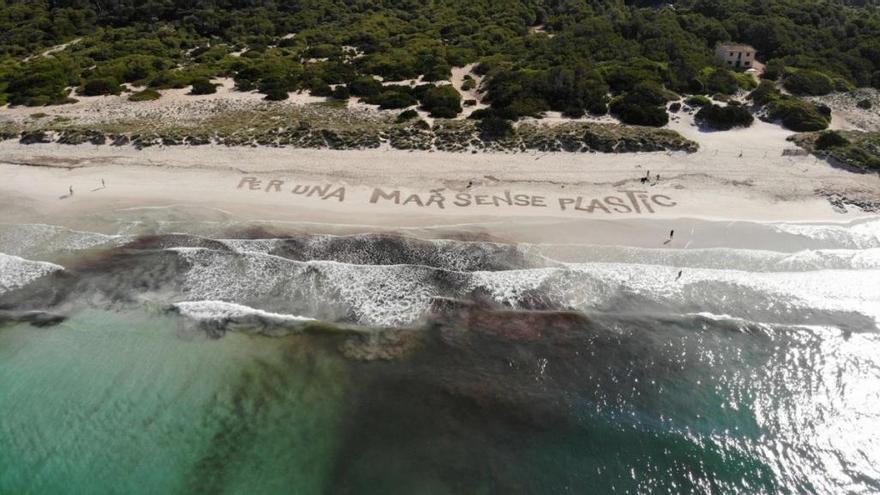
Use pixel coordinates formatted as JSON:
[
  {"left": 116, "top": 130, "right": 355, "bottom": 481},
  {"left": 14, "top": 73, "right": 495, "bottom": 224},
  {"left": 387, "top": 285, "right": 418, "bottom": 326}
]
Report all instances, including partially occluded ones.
[
  {"left": 69, "top": 186, "right": 73, "bottom": 196},
  {"left": 101, "top": 179, "right": 105, "bottom": 188},
  {"left": 675, "top": 270, "right": 683, "bottom": 281}
]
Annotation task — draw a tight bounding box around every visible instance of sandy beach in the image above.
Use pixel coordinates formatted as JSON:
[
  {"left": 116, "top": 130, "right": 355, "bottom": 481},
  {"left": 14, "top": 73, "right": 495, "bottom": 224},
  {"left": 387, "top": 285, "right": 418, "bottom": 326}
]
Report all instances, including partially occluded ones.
[{"left": 2, "top": 120, "right": 879, "bottom": 232}]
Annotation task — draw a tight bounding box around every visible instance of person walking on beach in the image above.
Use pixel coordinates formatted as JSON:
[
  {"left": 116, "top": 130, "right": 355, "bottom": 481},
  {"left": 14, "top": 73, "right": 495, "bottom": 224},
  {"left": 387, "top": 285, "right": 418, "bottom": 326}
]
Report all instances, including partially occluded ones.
[
  {"left": 101, "top": 178, "right": 105, "bottom": 188},
  {"left": 669, "top": 229, "right": 675, "bottom": 239},
  {"left": 69, "top": 185, "right": 73, "bottom": 196},
  {"left": 675, "top": 270, "right": 683, "bottom": 281}
]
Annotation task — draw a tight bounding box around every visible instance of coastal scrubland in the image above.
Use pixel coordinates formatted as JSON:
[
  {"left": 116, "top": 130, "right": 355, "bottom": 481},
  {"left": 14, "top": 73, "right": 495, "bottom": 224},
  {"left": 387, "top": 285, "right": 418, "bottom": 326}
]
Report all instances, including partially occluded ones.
[{"left": 2, "top": 1, "right": 880, "bottom": 164}]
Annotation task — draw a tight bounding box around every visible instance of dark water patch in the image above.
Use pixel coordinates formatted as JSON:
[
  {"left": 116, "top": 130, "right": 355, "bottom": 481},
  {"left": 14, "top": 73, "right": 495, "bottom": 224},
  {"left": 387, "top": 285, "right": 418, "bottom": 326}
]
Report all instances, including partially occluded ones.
[
  {"left": 0, "top": 310, "right": 66, "bottom": 327},
  {"left": 326, "top": 307, "right": 789, "bottom": 493},
  {"left": 0, "top": 249, "right": 191, "bottom": 311}
]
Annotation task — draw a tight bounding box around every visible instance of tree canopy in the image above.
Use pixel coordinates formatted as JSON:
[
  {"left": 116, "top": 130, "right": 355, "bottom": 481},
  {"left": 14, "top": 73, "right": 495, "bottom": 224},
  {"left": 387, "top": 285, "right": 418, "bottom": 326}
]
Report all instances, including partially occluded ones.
[{"left": 2, "top": 0, "right": 879, "bottom": 119}]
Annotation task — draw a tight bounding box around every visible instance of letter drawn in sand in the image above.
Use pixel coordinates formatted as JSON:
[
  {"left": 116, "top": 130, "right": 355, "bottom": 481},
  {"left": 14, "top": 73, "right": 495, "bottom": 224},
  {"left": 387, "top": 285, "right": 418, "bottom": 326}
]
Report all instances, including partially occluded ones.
[
  {"left": 370, "top": 188, "right": 401, "bottom": 204},
  {"left": 453, "top": 193, "right": 472, "bottom": 207},
  {"left": 402, "top": 194, "right": 424, "bottom": 207},
  {"left": 575, "top": 197, "right": 610, "bottom": 214},
  {"left": 618, "top": 190, "right": 643, "bottom": 214},
  {"left": 558, "top": 197, "right": 576, "bottom": 211},
  {"left": 425, "top": 191, "right": 446, "bottom": 209},
  {"left": 266, "top": 179, "right": 284, "bottom": 192},
  {"left": 604, "top": 196, "right": 632, "bottom": 213},
  {"left": 323, "top": 187, "right": 345, "bottom": 201},
  {"left": 307, "top": 184, "right": 331, "bottom": 198},
  {"left": 514, "top": 194, "right": 531, "bottom": 207},
  {"left": 651, "top": 194, "right": 677, "bottom": 207},
  {"left": 492, "top": 191, "right": 513, "bottom": 207},
  {"left": 238, "top": 177, "right": 262, "bottom": 190}
]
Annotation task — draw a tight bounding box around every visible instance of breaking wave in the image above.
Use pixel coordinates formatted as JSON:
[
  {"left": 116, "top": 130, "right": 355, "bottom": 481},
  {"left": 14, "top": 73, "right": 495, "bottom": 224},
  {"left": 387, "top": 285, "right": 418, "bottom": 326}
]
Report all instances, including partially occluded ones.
[{"left": 0, "top": 253, "right": 63, "bottom": 295}]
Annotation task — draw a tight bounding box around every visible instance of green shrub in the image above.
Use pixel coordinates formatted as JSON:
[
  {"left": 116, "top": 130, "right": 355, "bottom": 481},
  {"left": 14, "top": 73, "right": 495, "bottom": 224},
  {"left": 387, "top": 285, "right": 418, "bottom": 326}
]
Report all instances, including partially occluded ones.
[
  {"left": 685, "top": 95, "right": 711, "bottom": 107},
  {"left": 768, "top": 98, "right": 830, "bottom": 131},
  {"left": 783, "top": 69, "right": 833, "bottom": 96},
  {"left": 461, "top": 77, "right": 476, "bottom": 91},
  {"left": 610, "top": 99, "right": 668, "bottom": 126},
  {"left": 761, "top": 61, "right": 785, "bottom": 81},
  {"left": 258, "top": 77, "right": 294, "bottom": 100},
  {"left": 149, "top": 71, "right": 193, "bottom": 89},
  {"left": 189, "top": 78, "right": 217, "bottom": 95},
  {"left": 420, "top": 85, "right": 462, "bottom": 118},
  {"left": 6, "top": 59, "right": 76, "bottom": 106},
  {"left": 396, "top": 109, "right": 419, "bottom": 122},
  {"left": 81, "top": 77, "right": 122, "bottom": 96},
  {"left": 705, "top": 69, "right": 739, "bottom": 95},
  {"left": 477, "top": 116, "right": 514, "bottom": 140},
  {"left": 422, "top": 63, "right": 452, "bottom": 82},
  {"left": 609, "top": 82, "right": 671, "bottom": 127},
  {"left": 815, "top": 130, "right": 849, "bottom": 149},
  {"left": 857, "top": 99, "right": 872, "bottom": 110},
  {"left": 833, "top": 78, "right": 854, "bottom": 92},
  {"left": 349, "top": 76, "right": 383, "bottom": 97},
  {"left": 309, "top": 83, "right": 333, "bottom": 97},
  {"left": 371, "top": 90, "right": 417, "bottom": 109},
  {"left": 748, "top": 80, "right": 781, "bottom": 106},
  {"left": 695, "top": 103, "right": 754, "bottom": 130},
  {"left": 129, "top": 89, "right": 161, "bottom": 101},
  {"left": 330, "top": 85, "right": 350, "bottom": 100}
]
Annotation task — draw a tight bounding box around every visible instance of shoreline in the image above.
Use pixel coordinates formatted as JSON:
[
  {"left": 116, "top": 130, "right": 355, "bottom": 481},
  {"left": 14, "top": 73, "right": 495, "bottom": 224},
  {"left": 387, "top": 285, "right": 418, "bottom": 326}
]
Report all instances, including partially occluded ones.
[{"left": 2, "top": 137, "right": 879, "bottom": 245}]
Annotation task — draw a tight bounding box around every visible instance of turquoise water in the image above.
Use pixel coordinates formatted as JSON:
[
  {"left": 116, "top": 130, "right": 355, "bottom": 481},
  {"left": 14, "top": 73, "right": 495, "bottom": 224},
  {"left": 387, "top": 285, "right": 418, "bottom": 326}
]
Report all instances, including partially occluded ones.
[
  {"left": 2, "top": 216, "right": 880, "bottom": 493},
  {"left": 3, "top": 309, "right": 879, "bottom": 494},
  {"left": 0, "top": 310, "right": 348, "bottom": 494}
]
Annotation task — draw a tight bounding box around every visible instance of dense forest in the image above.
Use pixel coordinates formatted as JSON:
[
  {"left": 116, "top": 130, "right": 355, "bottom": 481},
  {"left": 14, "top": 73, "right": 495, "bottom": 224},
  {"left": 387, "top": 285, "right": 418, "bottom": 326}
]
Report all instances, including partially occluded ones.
[{"left": 1, "top": 0, "right": 880, "bottom": 128}]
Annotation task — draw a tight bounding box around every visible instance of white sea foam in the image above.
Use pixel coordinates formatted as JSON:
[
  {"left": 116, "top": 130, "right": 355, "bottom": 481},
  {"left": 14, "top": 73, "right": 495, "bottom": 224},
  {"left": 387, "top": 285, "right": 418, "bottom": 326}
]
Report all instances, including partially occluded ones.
[
  {"left": 471, "top": 263, "right": 880, "bottom": 326},
  {"left": 0, "top": 253, "right": 63, "bottom": 294},
  {"left": 172, "top": 300, "right": 313, "bottom": 322},
  {"left": 168, "top": 243, "right": 880, "bottom": 327},
  {"left": 771, "top": 218, "right": 880, "bottom": 249},
  {"left": 521, "top": 244, "right": 880, "bottom": 272},
  {"left": 173, "top": 248, "right": 440, "bottom": 326},
  {"left": 0, "top": 223, "right": 125, "bottom": 257}
]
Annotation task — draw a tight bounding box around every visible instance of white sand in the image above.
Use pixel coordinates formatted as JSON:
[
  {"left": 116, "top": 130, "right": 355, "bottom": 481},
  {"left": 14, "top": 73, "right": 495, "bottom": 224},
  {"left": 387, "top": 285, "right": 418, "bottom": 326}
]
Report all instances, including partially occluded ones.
[{"left": 1, "top": 119, "right": 878, "bottom": 236}]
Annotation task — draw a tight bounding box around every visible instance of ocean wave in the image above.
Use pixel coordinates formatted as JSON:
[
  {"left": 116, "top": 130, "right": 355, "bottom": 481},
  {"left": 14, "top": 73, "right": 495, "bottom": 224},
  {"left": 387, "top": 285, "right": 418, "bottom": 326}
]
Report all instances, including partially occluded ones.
[
  {"left": 171, "top": 248, "right": 880, "bottom": 328},
  {"left": 0, "top": 253, "right": 64, "bottom": 295},
  {"left": 770, "top": 217, "right": 880, "bottom": 249},
  {"left": 519, "top": 244, "right": 880, "bottom": 272},
  {"left": 219, "top": 232, "right": 542, "bottom": 272},
  {"left": 0, "top": 223, "right": 126, "bottom": 259},
  {"left": 172, "top": 300, "right": 313, "bottom": 322}
]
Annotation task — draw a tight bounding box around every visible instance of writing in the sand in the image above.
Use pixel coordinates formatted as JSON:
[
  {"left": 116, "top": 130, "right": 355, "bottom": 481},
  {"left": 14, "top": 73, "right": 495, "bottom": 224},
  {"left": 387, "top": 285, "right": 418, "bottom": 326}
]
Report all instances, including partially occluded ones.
[
  {"left": 237, "top": 177, "right": 345, "bottom": 201},
  {"left": 236, "top": 177, "right": 677, "bottom": 214},
  {"left": 369, "top": 188, "right": 677, "bottom": 214}
]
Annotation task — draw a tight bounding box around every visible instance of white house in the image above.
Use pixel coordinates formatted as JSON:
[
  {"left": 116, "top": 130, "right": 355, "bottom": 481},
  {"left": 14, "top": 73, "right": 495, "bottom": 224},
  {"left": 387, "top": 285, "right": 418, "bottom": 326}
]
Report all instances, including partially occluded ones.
[{"left": 715, "top": 43, "right": 757, "bottom": 70}]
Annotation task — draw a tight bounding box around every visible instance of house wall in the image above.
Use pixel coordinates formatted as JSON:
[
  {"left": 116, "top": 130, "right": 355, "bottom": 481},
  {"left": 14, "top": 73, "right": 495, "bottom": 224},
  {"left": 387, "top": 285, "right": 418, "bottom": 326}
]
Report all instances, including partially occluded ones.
[{"left": 715, "top": 45, "right": 756, "bottom": 69}]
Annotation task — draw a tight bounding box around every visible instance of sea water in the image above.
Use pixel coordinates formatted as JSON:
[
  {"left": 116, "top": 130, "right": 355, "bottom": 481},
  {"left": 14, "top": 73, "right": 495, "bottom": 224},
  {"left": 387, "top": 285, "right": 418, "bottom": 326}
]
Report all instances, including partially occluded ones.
[{"left": 1, "top": 211, "right": 879, "bottom": 494}]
